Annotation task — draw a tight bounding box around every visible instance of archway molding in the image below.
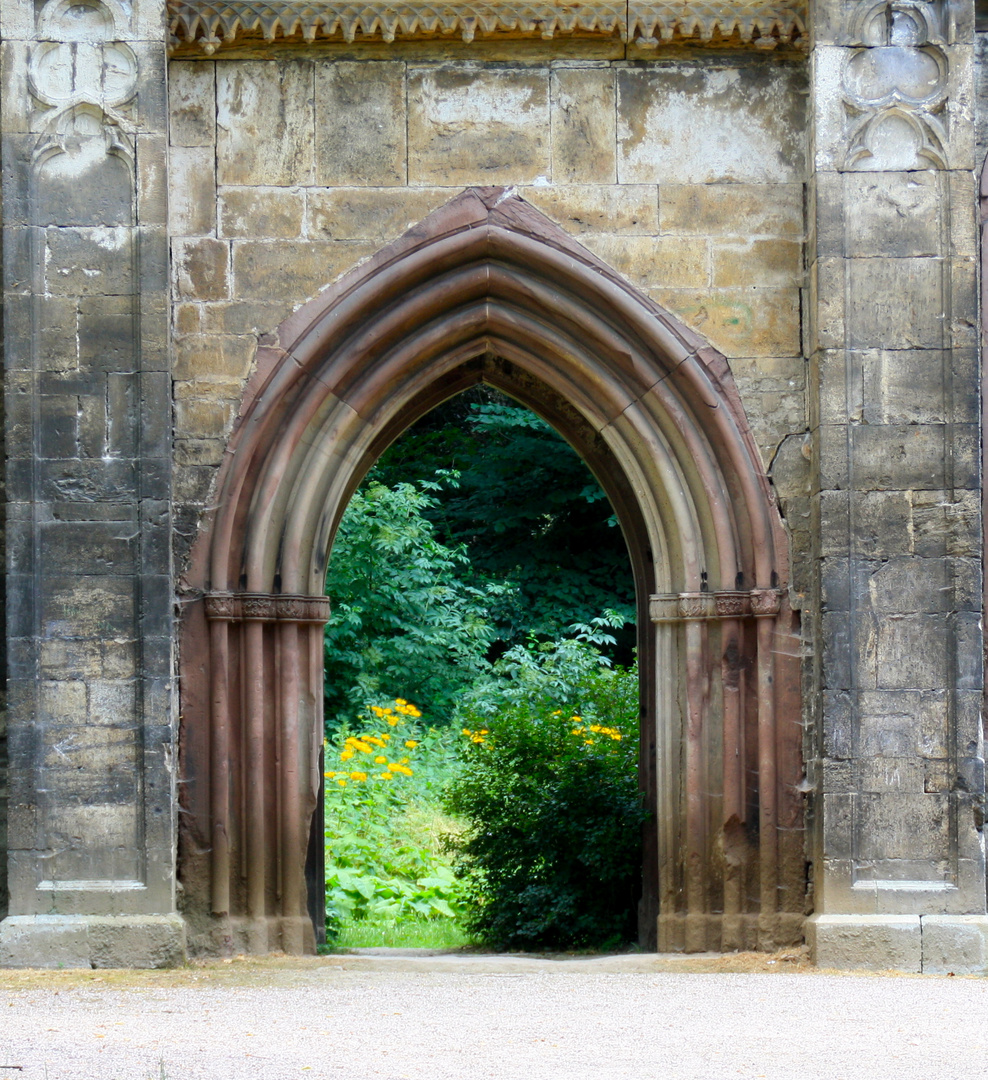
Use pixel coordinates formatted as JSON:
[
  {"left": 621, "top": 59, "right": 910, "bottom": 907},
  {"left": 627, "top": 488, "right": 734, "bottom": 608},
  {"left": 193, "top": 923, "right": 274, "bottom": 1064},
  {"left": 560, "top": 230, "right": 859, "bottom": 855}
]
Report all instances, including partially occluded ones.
[{"left": 178, "top": 187, "right": 805, "bottom": 955}]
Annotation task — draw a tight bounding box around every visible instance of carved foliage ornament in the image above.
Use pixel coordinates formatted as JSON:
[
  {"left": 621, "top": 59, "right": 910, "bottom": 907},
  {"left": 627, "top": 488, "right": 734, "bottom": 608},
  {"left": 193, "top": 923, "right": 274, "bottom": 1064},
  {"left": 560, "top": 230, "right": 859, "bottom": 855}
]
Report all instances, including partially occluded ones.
[
  {"left": 649, "top": 589, "right": 782, "bottom": 622},
  {"left": 167, "top": 0, "right": 806, "bottom": 52}
]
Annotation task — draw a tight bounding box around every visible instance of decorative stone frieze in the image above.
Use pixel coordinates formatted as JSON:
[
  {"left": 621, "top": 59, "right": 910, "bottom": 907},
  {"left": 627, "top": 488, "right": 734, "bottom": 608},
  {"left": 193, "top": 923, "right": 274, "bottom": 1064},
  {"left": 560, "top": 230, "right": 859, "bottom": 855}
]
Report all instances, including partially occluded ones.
[
  {"left": 167, "top": 0, "right": 807, "bottom": 51},
  {"left": 650, "top": 590, "right": 784, "bottom": 621},
  {"left": 204, "top": 593, "right": 331, "bottom": 624}
]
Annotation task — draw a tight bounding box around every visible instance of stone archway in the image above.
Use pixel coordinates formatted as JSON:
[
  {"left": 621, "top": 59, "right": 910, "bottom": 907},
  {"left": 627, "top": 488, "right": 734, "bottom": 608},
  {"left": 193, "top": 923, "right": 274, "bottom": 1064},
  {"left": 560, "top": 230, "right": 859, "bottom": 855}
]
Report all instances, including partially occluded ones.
[{"left": 177, "top": 188, "right": 805, "bottom": 957}]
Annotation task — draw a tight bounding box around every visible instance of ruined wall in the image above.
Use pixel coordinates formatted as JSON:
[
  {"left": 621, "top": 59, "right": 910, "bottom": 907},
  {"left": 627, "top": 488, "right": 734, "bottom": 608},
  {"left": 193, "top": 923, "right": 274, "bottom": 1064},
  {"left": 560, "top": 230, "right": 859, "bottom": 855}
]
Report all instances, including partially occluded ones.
[{"left": 167, "top": 46, "right": 809, "bottom": 579}]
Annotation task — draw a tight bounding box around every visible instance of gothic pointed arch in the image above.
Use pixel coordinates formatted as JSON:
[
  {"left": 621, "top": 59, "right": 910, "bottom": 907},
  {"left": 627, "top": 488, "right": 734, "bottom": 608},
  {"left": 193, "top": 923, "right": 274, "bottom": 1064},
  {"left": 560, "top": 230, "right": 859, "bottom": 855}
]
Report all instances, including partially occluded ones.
[{"left": 178, "top": 187, "right": 805, "bottom": 956}]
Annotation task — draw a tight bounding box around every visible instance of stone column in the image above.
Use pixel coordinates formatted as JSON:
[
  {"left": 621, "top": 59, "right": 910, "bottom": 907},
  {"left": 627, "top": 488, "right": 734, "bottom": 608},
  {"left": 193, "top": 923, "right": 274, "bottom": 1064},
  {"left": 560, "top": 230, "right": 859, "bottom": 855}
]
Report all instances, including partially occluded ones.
[
  {"left": 0, "top": 0, "right": 182, "bottom": 966},
  {"left": 806, "top": 0, "right": 988, "bottom": 972}
]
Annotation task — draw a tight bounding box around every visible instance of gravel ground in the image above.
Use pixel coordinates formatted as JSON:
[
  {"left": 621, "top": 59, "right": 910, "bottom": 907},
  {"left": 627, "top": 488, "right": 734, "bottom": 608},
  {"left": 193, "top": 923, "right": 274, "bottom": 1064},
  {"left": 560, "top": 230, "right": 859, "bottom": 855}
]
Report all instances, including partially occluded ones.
[{"left": 1, "top": 951, "right": 985, "bottom": 1080}]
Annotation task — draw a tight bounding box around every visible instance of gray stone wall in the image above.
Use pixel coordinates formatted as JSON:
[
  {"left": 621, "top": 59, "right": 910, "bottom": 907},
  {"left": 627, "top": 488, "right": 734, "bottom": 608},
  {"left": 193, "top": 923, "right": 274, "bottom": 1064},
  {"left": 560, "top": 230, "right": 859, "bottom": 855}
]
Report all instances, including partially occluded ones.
[
  {"left": 805, "top": 0, "right": 987, "bottom": 970},
  {"left": 0, "top": 0, "right": 183, "bottom": 965}
]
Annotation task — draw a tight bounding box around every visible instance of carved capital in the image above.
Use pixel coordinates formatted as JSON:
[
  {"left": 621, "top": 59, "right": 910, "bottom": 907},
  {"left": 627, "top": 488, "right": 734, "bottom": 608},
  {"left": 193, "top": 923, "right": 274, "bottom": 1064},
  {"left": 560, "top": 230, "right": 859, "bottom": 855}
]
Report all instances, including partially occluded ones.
[
  {"left": 750, "top": 588, "right": 783, "bottom": 617},
  {"left": 204, "top": 593, "right": 241, "bottom": 621}
]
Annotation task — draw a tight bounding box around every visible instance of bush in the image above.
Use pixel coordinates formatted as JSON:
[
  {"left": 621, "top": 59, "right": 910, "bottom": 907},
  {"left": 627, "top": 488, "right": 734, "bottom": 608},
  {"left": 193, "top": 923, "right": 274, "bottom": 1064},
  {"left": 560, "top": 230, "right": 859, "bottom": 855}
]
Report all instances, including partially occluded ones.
[{"left": 444, "top": 634, "right": 646, "bottom": 951}]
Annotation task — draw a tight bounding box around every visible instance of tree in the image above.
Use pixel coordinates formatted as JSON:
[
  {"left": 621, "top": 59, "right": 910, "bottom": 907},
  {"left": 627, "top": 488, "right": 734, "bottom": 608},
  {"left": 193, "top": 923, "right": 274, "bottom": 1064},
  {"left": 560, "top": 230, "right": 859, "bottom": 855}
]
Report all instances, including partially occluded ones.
[{"left": 323, "top": 479, "right": 508, "bottom": 731}]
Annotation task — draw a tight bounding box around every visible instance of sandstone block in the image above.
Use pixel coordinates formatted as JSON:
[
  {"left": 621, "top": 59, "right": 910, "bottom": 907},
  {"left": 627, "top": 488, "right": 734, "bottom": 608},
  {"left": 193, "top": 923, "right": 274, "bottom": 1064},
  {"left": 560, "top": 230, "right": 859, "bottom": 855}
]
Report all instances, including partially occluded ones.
[
  {"left": 849, "top": 423, "right": 946, "bottom": 490},
  {"left": 660, "top": 183, "right": 803, "bottom": 238},
  {"left": 217, "top": 61, "right": 314, "bottom": 186},
  {"left": 0, "top": 915, "right": 186, "bottom": 969},
  {"left": 845, "top": 172, "right": 942, "bottom": 258},
  {"left": 807, "top": 914, "right": 921, "bottom": 972},
  {"left": 408, "top": 65, "right": 549, "bottom": 185},
  {"left": 172, "top": 237, "right": 229, "bottom": 301},
  {"left": 169, "top": 60, "right": 216, "bottom": 147},
  {"left": 650, "top": 287, "right": 801, "bottom": 358},
  {"left": 712, "top": 238, "right": 802, "bottom": 288},
  {"left": 847, "top": 257, "right": 943, "bottom": 350},
  {"left": 173, "top": 334, "right": 257, "bottom": 382},
  {"left": 45, "top": 227, "right": 134, "bottom": 296},
  {"left": 231, "top": 239, "right": 375, "bottom": 302},
  {"left": 315, "top": 61, "right": 405, "bottom": 186},
  {"left": 174, "top": 396, "right": 237, "bottom": 441},
  {"left": 584, "top": 235, "right": 707, "bottom": 289},
  {"left": 306, "top": 187, "right": 449, "bottom": 240},
  {"left": 856, "top": 792, "right": 949, "bottom": 862},
  {"left": 219, "top": 187, "right": 304, "bottom": 239},
  {"left": 617, "top": 63, "right": 806, "bottom": 184},
  {"left": 169, "top": 146, "right": 216, "bottom": 237},
  {"left": 520, "top": 185, "right": 658, "bottom": 235},
  {"left": 922, "top": 915, "right": 988, "bottom": 975},
  {"left": 550, "top": 67, "right": 615, "bottom": 183}
]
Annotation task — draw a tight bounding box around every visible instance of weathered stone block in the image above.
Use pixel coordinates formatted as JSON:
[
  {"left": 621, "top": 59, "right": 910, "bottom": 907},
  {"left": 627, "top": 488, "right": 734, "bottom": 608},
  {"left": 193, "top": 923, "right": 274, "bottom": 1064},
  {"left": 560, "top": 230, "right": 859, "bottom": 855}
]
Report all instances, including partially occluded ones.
[
  {"left": 584, "top": 234, "right": 708, "bottom": 289},
  {"left": 844, "top": 172, "right": 943, "bottom": 258},
  {"left": 856, "top": 793, "right": 949, "bottom": 861},
  {"left": 849, "top": 424, "right": 946, "bottom": 490},
  {"left": 660, "top": 183, "right": 803, "bottom": 239},
  {"left": 408, "top": 65, "right": 549, "bottom": 185},
  {"left": 617, "top": 62, "right": 807, "bottom": 184},
  {"left": 45, "top": 228, "right": 134, "bottom": 296},
  {"left": 712, "top": 239, "right": 802, "bottom": 288},
  {"left": 807, "top": 914, "right": 921, "bottom": 972},
  {"left": 847, "top": 258, "right": 944, "bottom": 350},
  {"left": 0, "top": 915, "right": 186, "bottom": 969},
  {"left": 922, "top": 915, "right": 988, "bottom": 975},
  {"left": 875, "top": 614, "right": 950, "bottom": 690},
  {"left": 315, "top": 61, "right": 405, "bottom": 186},
  {"left": 173, "top": 237, "right": 229, "bottom": 302},
  {"left": 219, "top": 187, "right": 304, "bottom": 239},
  {"left": 169, "top": 146, "right": 216, "bottom": 237},
  {"left": 231, "top": 239, "right": 375, "bottom": 302},
  {"left": 649, "top": 287, "right": 801, "bottom": 358},
  {"left": 172, "top": 334, "right": 257, "bottom": 382},
  {"left": 550, "top": 66, "right": 615, "bottom": 183},
  {"left": 169, "top": 60, "right": 216, "bottom": 147},
  {"left": 306, "top": 187, "right": 448, "bottom": 240},
  {"left": 521, "top": 185, "right": 657, "bottom": 236},
  {"left": 217, "top": 61, "right": 314, "bottom": 186}
]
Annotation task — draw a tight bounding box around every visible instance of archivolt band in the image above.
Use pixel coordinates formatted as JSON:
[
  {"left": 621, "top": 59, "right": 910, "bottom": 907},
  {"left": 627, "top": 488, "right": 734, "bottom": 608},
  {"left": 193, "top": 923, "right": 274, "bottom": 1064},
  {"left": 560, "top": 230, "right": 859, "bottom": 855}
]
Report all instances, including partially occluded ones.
[{"left": 179, "top": 188, "right": 805, "bottom": 956}]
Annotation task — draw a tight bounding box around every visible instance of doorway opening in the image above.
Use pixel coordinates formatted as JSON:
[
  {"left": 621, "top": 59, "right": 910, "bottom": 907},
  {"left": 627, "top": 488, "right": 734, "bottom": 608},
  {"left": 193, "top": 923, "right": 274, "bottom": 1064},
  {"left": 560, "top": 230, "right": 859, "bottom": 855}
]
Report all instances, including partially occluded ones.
[{"left": 316, "top": 386, "right": 642, "bottom": 950}]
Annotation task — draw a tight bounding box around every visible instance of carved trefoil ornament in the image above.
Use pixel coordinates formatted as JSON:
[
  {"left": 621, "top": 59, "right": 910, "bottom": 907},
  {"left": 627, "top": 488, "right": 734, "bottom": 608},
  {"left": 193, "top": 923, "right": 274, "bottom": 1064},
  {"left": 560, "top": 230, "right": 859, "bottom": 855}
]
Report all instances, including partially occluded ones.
[
  {"left": 29, "top": 0, "right": 138, "bottom": 142},
  {"left": 841, "top": 1, "right": 948, "bottom": 170}
]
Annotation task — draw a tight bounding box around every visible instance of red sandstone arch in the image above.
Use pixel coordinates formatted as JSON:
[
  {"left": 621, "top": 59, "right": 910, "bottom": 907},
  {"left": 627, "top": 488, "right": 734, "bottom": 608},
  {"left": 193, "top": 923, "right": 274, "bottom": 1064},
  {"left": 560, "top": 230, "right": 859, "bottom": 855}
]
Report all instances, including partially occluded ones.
[{"left": 178, "top": 188, "right": 804, "bottom": 955}]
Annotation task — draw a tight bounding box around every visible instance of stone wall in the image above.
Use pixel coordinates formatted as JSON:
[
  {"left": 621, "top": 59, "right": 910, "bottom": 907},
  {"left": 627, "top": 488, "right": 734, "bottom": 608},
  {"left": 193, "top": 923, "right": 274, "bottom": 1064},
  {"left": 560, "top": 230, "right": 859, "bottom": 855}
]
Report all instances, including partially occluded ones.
[{"left": 168, "top": 46, "right": 809, "bottom": 578}]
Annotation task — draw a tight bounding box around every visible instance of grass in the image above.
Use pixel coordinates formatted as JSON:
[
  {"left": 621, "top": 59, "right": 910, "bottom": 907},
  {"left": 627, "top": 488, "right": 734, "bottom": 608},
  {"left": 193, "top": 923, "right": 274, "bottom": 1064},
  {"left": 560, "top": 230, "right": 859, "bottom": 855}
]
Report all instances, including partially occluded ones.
[{"left": 333, "top": 915, "right": 476, "bottom": 950}]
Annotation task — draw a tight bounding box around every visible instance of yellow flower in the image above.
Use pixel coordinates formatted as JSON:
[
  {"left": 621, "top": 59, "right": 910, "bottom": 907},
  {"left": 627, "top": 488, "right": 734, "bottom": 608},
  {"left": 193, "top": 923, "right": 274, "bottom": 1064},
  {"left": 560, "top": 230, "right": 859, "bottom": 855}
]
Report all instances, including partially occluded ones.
[
  {"left": 380, "top": 771, "right": 393, "bottom": 780},
  {"left": 337, "top": 779, "right": 347, "bottom": 787},
  {"left": 364, "top": 735, "right": 386, "bottom": 748},
  {"left": 350, "top": 771, "right": 367, "bottom": 782},
  {"left": 551, "top": 710, "right": 562, "bottom": 717},
  {"left": 347, "top": 739, "right": 373, "bottom": 754},
  {"left": 340, "top": 750, "right": 354, "bottom": 762},
  {"left": 462, "top": 728, "right": 472, "bottom": 737},
  {"left": 369, "top": 705, "right": 385, "bottom": 717},
  {"left": 374, "top": 755, "right": 387, "bottom": 765},
  {"left": 404, "top": 740, "right": 418, "bottom": 749},
  {"left": 380, "top": 733, "right": 391, "bottom": 742},
  {"left": 390, "top": 763, "right": 413, "bottom": 777},
  {"left": 387, "top": 716, "right": 399, "bottom": 727},
  {"left": 395, "top": 698, "right": 407, "bottom": 706},
  {"left": 324, "top": 771, "right": 336, "bottom": 779}
]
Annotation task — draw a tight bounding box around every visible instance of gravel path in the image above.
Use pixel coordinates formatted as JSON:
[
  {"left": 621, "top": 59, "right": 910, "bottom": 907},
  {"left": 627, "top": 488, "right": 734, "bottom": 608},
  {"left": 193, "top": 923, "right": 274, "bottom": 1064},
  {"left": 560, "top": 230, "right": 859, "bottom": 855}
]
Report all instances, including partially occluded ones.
[{"left": 1, "top": 952, "right": 985, "bottom": 1080}]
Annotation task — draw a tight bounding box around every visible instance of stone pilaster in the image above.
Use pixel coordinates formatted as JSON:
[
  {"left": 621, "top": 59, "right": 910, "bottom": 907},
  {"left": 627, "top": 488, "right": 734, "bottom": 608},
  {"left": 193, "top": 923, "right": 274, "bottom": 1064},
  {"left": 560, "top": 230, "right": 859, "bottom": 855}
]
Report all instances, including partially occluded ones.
[
  {"left": 806, "top": 0, "right": 988, "bottom": 971},
  {"left": 0, "top": 0, "right": 182, "bottom": 966}
]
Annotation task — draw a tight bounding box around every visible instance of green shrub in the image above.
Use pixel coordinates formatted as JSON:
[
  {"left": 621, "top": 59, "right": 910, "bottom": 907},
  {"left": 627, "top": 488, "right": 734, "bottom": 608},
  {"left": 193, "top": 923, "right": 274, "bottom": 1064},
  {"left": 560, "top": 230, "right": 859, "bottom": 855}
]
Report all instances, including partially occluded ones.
[{"left": 444, "top": 634, "right": 646, "bottom": 951}]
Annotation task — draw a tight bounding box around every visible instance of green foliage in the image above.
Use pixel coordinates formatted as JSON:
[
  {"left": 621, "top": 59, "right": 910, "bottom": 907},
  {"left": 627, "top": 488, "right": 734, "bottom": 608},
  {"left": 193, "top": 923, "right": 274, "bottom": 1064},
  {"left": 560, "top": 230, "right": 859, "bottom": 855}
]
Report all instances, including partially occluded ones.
[
  {"left": 323, "top": 700, "right": 468, "bottom": 940},
  {"left": 372, "top": 389, "right": 636, "bottom": 657},
  {"left": 444, "top": 632, "right": 646, "bottom": 951},
  {"left": 323, "top": 480, "right": 507, "bottom": 731}
]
